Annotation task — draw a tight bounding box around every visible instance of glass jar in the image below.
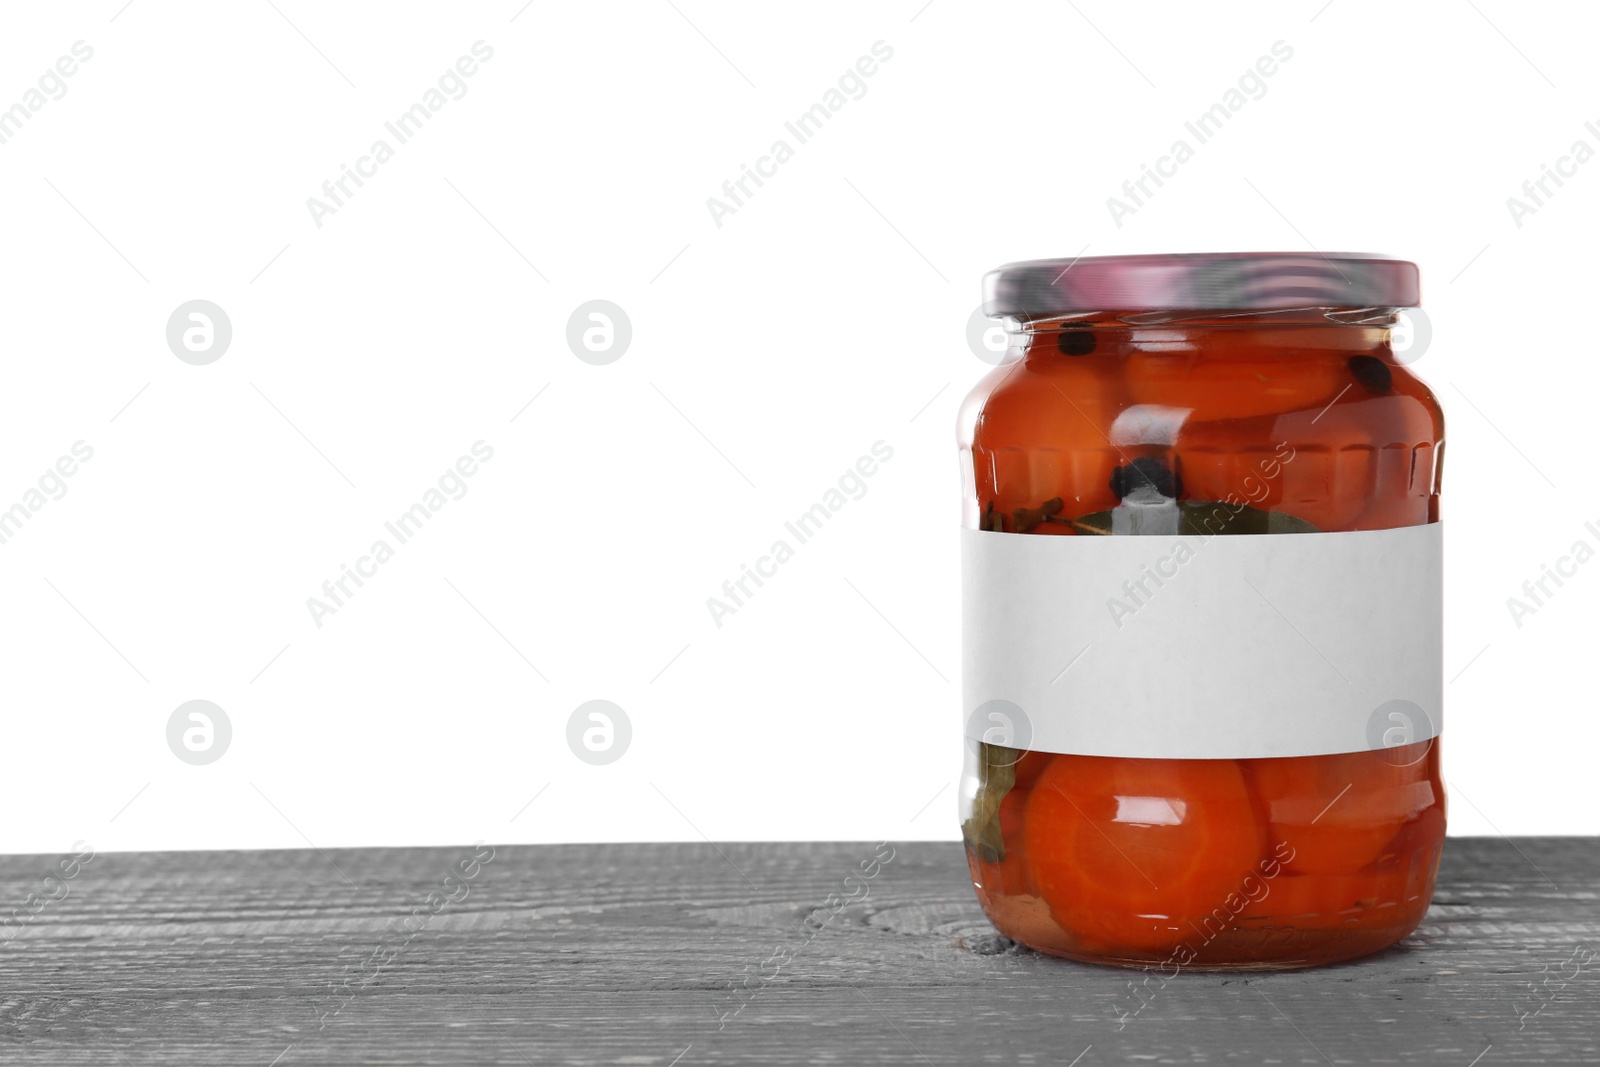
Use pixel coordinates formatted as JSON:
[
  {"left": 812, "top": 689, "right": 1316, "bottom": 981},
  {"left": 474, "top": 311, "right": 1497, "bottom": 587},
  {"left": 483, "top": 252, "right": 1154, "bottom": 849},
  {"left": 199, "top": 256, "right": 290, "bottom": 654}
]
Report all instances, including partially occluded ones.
[{"left": 957, "top": 253, "right": 1444, "bottom": 970}]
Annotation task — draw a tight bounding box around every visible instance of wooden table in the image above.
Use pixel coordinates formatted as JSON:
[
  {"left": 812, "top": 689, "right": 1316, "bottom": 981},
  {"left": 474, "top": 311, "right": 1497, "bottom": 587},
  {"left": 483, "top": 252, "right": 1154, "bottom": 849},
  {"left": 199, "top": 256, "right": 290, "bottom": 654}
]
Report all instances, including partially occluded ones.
[{"left": 0, "top": 838, "right": 1594, "bottom": 1064}]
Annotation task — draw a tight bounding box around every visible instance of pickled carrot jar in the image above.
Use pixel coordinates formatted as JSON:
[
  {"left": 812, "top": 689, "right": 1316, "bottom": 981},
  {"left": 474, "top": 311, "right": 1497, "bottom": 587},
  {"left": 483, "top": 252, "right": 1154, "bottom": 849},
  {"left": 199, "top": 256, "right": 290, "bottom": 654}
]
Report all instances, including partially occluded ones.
[{"left": 957, "top": 253, "right": 1444, "bottom": 970}]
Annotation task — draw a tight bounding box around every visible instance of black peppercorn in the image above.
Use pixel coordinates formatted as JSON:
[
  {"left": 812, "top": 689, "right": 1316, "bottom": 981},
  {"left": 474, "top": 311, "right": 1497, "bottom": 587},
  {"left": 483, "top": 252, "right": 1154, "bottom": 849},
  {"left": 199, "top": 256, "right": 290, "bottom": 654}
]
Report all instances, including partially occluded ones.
[
  {"left": 1349, "top": 355, "right": 1393, "bottom": 394},
  {"left": 1056, "top": 330, "right": 1096, "bottom": 357},
  {"left": 1110, "top": 456, "right": 1182, "bottom": 500}
]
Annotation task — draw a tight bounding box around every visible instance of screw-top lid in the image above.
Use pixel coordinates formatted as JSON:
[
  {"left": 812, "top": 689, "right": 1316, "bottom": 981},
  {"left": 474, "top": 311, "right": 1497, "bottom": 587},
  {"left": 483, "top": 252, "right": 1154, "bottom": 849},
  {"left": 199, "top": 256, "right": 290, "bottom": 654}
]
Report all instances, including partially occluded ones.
[{"left": 983, "top": 252, "right": 1420, "bottom": 319}]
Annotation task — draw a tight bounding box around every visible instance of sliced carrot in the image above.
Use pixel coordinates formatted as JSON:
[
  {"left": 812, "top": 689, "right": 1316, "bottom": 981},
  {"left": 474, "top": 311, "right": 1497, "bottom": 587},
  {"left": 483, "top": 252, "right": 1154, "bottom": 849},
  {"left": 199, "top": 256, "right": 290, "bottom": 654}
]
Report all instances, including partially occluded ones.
[
  {"left": 971, "top": 353, "right": 1125, "bottom": 518},
  {"left": 1023, "top": 755, "right": 1264, "bottom": 954},
  {"left": 1124, "top": 350, "right": 1345, "bottom": 422},
  {"left": 1232, "top": 868, "right": 1394, "bottom": 927},
  {"left": 1243, "top": 745, "right": 1437, "bottom": 876},
  {"left": 1376, "top": 801, "right": 1447, "bottom": 877},
  {"left": 1010, "top": 748, "right": 1053, "bottom": 792}
]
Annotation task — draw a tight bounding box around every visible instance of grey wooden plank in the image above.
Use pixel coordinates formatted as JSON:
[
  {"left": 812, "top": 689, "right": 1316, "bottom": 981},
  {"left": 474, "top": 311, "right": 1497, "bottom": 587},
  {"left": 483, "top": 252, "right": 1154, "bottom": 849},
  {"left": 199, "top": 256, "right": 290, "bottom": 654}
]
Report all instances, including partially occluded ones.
[{"left": 0, "top": 838, "right": 1594, "bottom": 1065}]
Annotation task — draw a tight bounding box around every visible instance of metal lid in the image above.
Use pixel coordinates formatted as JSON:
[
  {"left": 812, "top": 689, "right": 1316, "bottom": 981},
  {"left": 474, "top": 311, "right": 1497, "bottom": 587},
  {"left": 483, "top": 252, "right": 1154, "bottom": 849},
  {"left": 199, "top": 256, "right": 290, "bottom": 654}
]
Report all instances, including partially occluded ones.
[{"left": 983, "top": 252, "right": 1420, "bottom": 319}]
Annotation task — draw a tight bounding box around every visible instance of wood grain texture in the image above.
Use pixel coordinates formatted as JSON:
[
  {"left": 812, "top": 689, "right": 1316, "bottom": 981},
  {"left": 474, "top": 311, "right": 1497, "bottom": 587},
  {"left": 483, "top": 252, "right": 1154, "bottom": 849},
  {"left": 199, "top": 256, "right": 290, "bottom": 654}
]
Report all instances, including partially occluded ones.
[{"left": 0, "top": 838, "right": 1595, "bottom": 1065}]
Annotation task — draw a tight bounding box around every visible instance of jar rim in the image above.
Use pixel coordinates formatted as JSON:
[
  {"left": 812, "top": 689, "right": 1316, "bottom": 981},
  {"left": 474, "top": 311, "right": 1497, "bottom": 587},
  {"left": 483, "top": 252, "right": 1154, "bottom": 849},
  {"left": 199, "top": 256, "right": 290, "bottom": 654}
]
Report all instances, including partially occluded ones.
[{"left": 983, "top": 252, "right": 1419, "bottom": 319}]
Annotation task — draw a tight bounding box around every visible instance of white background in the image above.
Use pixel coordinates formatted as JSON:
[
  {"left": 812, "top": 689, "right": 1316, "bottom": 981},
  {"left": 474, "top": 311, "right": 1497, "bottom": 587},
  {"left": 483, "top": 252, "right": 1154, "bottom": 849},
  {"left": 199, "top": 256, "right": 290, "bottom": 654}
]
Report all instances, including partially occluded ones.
[{"left": 0, "top": 1, "right": 1593, "bottom": 853}]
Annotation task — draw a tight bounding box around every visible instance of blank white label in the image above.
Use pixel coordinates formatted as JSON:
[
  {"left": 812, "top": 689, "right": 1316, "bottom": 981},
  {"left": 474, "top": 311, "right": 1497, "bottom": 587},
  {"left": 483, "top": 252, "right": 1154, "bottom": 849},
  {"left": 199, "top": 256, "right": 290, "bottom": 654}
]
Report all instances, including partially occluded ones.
[{"left": 961, "top": 523, "right": 1442, "bottom": 759}]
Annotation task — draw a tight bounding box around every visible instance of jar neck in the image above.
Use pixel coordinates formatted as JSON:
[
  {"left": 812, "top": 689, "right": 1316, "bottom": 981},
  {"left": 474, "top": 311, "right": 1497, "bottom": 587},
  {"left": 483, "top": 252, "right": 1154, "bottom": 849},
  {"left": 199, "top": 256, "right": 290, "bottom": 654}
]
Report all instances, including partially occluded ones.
[{"left": 1013, "top": 308, "right": 1403, "bottom": 360}]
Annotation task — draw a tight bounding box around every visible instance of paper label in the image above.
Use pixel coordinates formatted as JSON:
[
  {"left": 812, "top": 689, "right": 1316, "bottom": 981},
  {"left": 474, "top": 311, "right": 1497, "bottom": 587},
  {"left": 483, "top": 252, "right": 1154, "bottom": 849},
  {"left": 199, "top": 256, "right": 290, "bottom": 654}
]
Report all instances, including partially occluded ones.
[{"left": 960, "top": 523, "right": 1442, "bottom": 760}]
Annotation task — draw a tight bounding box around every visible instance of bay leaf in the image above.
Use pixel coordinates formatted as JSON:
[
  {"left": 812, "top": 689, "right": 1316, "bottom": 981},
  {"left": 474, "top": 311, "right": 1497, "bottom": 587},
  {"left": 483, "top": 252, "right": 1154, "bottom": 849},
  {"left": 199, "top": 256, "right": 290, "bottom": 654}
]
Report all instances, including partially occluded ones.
[{"left": 961, "top": 741, "right": 1021, "bottom": 864}]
